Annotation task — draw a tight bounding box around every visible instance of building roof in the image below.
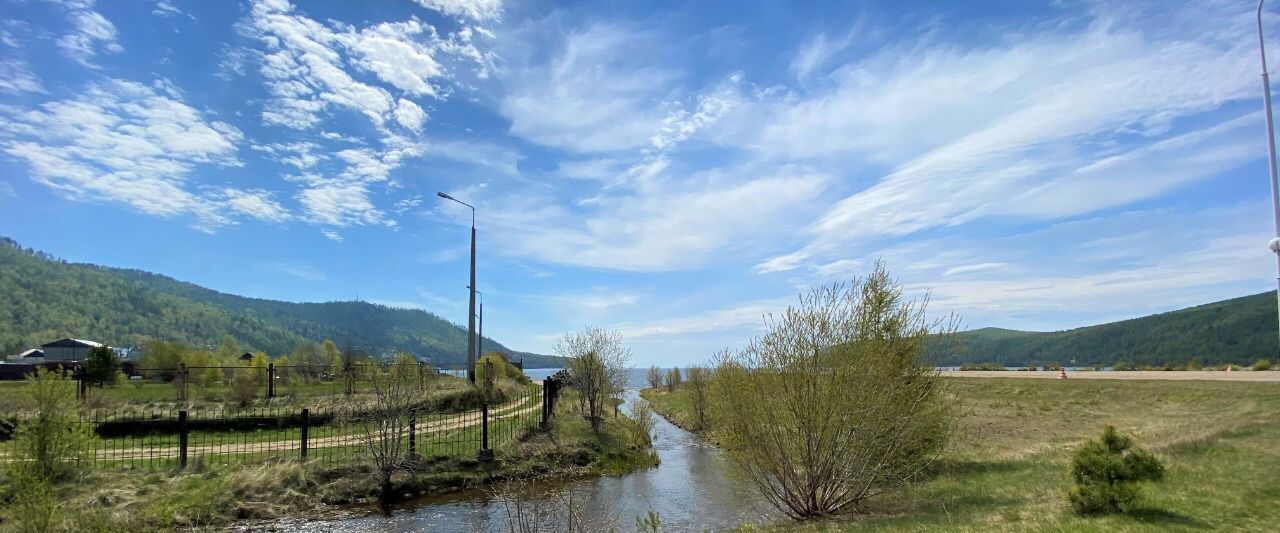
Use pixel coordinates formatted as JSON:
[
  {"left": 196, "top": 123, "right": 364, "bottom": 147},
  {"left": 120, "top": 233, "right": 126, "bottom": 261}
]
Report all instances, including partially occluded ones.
[
  {"left": 41, "top": 338, "right": 103, "bottom": 348},
  {"left": 239, "top": 352, "right": 254, "bottom": 360},
  {"left": 19, "top": 349, "right": 44, "bottom": 357}
]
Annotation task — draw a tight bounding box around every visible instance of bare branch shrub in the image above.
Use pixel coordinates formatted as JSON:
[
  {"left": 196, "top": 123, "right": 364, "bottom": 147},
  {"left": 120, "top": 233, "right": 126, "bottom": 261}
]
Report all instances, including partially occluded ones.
[
  {"left": 686, "top": 364, "right": 710, "bottom": 431},
  {"left": 347, "top": 361, "right": 423, "bottom": 506},
  {"left": 708, "top": 261, "right": 955, "bottom": 519},
  {"left": 555, "top": 327, "right": 630, "bottom": 433},
  {"left": 646, "top": 366, "right": 663, "bottom": 389}
]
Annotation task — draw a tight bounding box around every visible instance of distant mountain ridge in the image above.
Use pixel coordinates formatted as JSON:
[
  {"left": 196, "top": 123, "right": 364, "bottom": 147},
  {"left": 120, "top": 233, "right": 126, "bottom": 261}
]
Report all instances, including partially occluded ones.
[
  {"left": 934, "top": 292, "right": 1278, "bottom": 367},
  {"left": 0, "top": 237, "right": 564, "bottom": 367}
]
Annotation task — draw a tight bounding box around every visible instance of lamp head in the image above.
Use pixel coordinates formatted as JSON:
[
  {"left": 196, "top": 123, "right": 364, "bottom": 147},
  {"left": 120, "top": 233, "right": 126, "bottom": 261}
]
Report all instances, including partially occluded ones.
[
  {"left": 1269, "top": 237, "right": 1280, "bottom": 254},
  {"left": 437, "top": 192, "right": 454, "bottom": 200}
]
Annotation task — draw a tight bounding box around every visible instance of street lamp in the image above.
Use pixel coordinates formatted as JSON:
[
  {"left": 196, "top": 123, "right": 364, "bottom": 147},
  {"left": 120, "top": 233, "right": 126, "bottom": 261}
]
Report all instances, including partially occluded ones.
[
  {"left": 473, "top": 288, "right": 484, "bottom": 360},
  {"left": 438, "top": 191, "right": 477, "bottom": 383},
  {"left": 1258, "top": 1, "right": 1280, "bottom": 355}
]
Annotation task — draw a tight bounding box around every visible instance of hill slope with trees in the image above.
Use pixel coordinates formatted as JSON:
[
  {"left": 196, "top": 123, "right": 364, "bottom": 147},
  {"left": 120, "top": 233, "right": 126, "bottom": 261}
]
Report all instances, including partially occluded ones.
[
  {"left": 935, "top": 292, "right": 1277, "bottom": 367},
  {"left": 0, "top": 237, "right": 563, "bottom": 367}
]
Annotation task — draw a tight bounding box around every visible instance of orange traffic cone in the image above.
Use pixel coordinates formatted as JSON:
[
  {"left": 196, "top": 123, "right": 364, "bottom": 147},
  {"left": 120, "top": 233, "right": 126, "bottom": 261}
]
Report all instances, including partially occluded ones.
[
  {"left": 1226, "top": 364, "right": 1233, "bottom": 372},
  {"left": 1057, "top": 368, "right": 1067, "bottom": 380}
]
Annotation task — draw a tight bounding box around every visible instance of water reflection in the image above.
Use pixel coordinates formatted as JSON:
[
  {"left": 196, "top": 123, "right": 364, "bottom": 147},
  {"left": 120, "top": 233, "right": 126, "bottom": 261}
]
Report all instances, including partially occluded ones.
[{"left": 290, "top": 386, "right": 775, "bottom": 532}]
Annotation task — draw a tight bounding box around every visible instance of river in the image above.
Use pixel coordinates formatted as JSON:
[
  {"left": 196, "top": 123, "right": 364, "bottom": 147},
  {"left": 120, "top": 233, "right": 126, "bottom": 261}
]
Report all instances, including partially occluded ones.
[{"left": 274, "top": 369, "right": 774, "bottom": 532}]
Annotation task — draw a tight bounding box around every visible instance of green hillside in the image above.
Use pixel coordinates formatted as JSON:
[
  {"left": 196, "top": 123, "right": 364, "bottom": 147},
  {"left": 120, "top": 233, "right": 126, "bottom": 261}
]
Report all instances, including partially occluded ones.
[
  {"left": 0, "top": 237, "right": 564, "bottom": 367},
  {"left": 935, "top": 293, "right": 1278, "bottom": 367}
]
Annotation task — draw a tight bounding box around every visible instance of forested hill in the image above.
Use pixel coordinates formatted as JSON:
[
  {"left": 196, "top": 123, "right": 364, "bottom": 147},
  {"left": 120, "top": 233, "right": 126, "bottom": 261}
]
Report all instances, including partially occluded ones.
[
  {"left": 0, "top": 237, "right": 564, "bottom": 367},
  {"left": 933, "top": 292, "right": 1277, "bottom": 367}
]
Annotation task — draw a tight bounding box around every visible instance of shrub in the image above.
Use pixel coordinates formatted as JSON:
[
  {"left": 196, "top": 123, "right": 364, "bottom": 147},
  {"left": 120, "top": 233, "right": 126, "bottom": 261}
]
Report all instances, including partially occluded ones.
[
  {"left": 665, "top": 367, "right": 682, "bottom": 392},
  {"left": 1068, "top": 426, "right": 1164, "bottom": 514},
  {"left": 8, "top": 367, "right": 93, "bottom": 482},
  {"left": 1112, "top": 360, "right": 1137, "bottom": 371},
  {"left": 646, "top": 365, "right": 663, "bottom": 389},
  {"left": 709, "top": 262, "right": 953, "bottom": 519},
  {"left": 556, "top": 327, "right": 630, "bottom": 434},
  {"left": 1254, "top": 359, "right": 1272, "bottom": 371}
]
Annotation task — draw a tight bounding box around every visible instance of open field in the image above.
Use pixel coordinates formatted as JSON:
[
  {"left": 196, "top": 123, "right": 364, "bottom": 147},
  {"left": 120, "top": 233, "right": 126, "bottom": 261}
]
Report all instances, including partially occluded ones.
[
  {"left": 940, "top": 370, "right": 1280, "bottom": 382},
  {"left": 646, "top": 377, "right": 1280, "bottom": 531}
]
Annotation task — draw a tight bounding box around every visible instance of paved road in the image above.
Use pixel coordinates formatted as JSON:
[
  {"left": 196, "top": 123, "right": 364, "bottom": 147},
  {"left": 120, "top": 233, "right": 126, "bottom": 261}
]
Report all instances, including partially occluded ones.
[{"left": 939, "top": 370, "right": 1280, "bottom": 382}]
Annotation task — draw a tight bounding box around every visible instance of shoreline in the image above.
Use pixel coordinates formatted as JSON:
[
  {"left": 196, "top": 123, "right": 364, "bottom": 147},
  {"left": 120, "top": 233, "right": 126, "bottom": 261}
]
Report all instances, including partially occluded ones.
[{"left": 938, "top": 370, "right": 1280, "bottom": 381}]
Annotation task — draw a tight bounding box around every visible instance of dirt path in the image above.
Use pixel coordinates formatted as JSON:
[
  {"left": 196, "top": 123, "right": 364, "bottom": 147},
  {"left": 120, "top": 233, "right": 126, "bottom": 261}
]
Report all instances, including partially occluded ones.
[
  {"left": 1, "top": 396, "right": 544, "bottom": 462},
  {"left": 940, "top": 370, "right": 1280, "bottom": 382}
]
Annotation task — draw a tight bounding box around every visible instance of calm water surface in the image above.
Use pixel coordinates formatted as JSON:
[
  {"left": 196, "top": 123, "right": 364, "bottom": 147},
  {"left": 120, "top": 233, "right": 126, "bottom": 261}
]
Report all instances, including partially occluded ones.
[{"left": 274, "top": 369, "right": 775, "bottom": 532}]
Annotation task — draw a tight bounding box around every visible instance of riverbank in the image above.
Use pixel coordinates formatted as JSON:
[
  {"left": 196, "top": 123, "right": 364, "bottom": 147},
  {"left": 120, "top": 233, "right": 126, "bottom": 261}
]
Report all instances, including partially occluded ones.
[
  {"left": 2, "top": 397, "right": 656, "bottom": 532},
  {"left": 645, "top": 377, "right": 1280, "bottom": 531}
]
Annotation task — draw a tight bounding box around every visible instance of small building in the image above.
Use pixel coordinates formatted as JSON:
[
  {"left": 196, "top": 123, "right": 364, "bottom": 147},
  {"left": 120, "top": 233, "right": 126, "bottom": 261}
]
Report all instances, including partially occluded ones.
[
  {"left": 239, "top": 352, "right": 254, "bottom": 362},
  {"left": 41, "top": 338, "right": 102, "bottom": 362},
  {"left": 5, "top": 349, "right": 44, "bottom": 362}
]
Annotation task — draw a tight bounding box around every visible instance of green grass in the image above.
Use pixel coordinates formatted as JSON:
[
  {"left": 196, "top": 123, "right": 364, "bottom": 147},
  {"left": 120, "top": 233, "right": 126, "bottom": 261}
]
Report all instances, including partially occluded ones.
[
  {"left": 0, "top": 387, "right": 657, "bottom": 531},
  {"left": 645, "top": 378, "right": 1280, "bottom": 532}
]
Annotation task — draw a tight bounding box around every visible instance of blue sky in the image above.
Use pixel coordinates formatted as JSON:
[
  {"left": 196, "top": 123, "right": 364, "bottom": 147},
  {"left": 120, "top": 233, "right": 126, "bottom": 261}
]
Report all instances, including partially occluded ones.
[{"left": 0, "top": 0, "right": 1275, "bottom": 365}]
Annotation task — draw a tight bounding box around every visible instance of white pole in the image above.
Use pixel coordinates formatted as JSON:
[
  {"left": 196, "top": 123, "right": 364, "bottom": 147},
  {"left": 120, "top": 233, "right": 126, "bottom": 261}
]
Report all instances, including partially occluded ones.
[{"left": 1259, "top": 1, "right": 1280, "bottom": 357}]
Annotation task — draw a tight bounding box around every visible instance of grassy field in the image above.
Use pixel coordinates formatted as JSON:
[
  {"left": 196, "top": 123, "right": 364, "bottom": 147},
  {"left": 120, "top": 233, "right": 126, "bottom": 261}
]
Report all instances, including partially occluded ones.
[
  {"left": 0, "top": 387, "right": 657, "bottom": 532},
  {"left": 646, "top": 377, "right": 1280, "bottom": 532}
]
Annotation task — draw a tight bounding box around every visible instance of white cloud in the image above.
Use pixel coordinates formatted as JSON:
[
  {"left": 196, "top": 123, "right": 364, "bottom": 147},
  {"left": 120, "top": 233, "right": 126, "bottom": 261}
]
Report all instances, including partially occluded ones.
[
  {"left": 55, "top": 3, "right": 123, "bottom": 66},
  {"left": 152, "top": 0, "right": 183, "bottom": 18},
  {"left": 222, "top": 188, "right": 291, "bottom": 223},
  {"left": 244, "top": 0, "right": 487, "bottom": 133},
  {"left": 612, "top": 298, "right": 788, "bottom": 339},
  {"left": 751, "top": 7, "right": 1262, "bottom": 272},
  {"left": 0, "top": 78, "right": 258, "bottom": 230},
  {"left": 264, "top": 261, "right": 324, "bottom": 281},
  {"left": 485, "top": 168, "right": 829, "bottom": 271},
  {"left": 394, "top": 98, "right": 427, "bottom": 133},
  {"left": 500, "top": 22, "right": 681, "bottom": 153},
  {"left": 251, "top": 141, "right": 326, "bottom": 169},
  {"left": 0, "top": 59, "right": 43, "bottom": 94},
  {"left": 412, "top": 0, "right": 503, "bottom": 22},
  {"left": 943, "top": 262, "right": 1007, "bottom": 277},
  {"left": 297, "top": 180, "right": 384, "bottom": 227}
]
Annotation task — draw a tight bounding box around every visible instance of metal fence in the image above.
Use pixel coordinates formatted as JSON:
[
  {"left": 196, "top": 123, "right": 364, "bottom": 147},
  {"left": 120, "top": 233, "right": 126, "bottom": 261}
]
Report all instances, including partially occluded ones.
[{"left": 1, "top": 377, "right": 566, "bottom": 470}]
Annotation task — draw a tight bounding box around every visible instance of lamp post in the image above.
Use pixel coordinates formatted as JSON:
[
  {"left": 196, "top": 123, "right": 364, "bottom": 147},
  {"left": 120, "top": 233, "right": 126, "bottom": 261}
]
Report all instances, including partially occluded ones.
[
  {"left": 1259, "top": 1, "right": 1280, "bottom": 356},
  {"left": 476, "top": 289, "right": 484, "bottom": 360},
  {"left": 438, "top": 191, "right": 477, "bottom": 383}
]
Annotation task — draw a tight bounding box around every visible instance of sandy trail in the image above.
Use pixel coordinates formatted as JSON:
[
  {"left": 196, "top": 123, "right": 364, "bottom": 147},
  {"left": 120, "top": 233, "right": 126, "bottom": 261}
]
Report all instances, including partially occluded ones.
[
  {"left": 939, "top": 370, "right": 1280, "bottom": 382},
  {"left": 1, "top": 396, "right": 543, "bottom": 462}
]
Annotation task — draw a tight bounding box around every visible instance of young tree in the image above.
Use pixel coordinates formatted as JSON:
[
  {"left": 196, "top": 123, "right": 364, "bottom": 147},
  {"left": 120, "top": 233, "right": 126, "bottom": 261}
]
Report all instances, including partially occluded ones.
[
  {"left": 249, "top": 351, "right": 270, "bottom": 384},
  {"left": 83, "top": 345, "right": 120, "bottom": 387},
  {"left": 555, "top": 326, "right": 631, "bottom": 434},
  {"left": 646, "top": 365, "right": 663, "bottom": 389},
  {"left": 1068, "top": 426, "right": 1165, "bottom": 514},
  {"left": 292, "top": 342, "right": 320, "bottom": 380},
  {"left": 10, "top": 368, "right": 92, "bottom": 479},
  {"left": 7, "top": 368, "right": 93, "bottom": 532},
  {"left": 138, "top": 339, "right": 185, "bottom": 380},
  {"left": 708, "top": 262, "right": 955, "bottom": 519},
  {"left": 322, "top": 339, "right": 343, "bottom": 378},
  {"left": 214, "top": 334, "right": 240, "bottom": 363},
  {"left": 350, "top": 361, "right": 423, "bottom": 507},
  {"left": 665, "top": 367, "right": 681, "bottom": 392},
  {"left": 686, "top": 365, "right": 710, "bottom": 431}
]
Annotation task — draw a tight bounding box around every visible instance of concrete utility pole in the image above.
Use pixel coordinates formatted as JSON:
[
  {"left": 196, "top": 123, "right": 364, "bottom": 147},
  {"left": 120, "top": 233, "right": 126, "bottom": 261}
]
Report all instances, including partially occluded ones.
[
  {"left": 1259, "top": 1, "right": 1280, "bottom": 355},
  {"left": 438, "top": 192, "right": 477, "bottom": 383}
]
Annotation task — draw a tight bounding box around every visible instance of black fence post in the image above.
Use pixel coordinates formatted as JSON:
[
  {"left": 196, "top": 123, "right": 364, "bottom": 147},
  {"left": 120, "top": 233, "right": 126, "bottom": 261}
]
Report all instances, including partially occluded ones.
[
  {"left": 178, "top": 363, "right": 188, "bottom": 402},
  {"left": 478, "top": 402, "right": 493, "bottom": 461},
  {"left": 408, "top": 412, "right": 417, "bottom": 459},
  {"left": 178, "top": 410, "right": 189, "bottom": 469},
  {"left": 267, "top": 363, "right": 275, "bottom": 399},
  {"left": 300, "top": 407, "right": 310, "bottom": 460}
]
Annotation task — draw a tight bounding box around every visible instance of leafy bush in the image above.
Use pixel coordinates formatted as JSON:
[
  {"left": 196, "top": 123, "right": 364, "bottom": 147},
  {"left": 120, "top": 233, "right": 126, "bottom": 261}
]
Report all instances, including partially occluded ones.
[
  {"left": 1068, "top": 425, "right": 1164, "bottom": 514},
  {"left": 1254, "top": 359, "right": 1272, "bottom": 371},
  {"left": 959, "top": 362, "right": 1005, "bottom": 371},
  {"left": 709, "top": 263, "right": 953, "bottom": 519}
]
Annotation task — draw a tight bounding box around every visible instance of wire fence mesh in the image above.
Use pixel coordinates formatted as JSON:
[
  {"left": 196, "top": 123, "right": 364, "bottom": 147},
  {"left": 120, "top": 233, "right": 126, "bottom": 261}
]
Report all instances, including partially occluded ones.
[{"left": 0, "top": 374, "right": 557, "bottom": 471}]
